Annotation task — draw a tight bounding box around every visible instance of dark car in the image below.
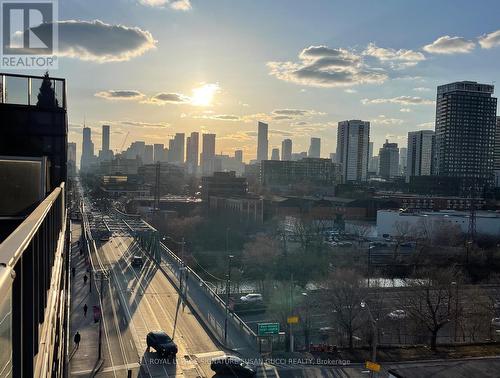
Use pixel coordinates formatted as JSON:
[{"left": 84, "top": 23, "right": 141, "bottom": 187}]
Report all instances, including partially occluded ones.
[
  {"left": 146, "top": 331, "right": 177, "bottom": 358},
  {"left": 131, "top": 255, "right": 143, "bottom": 267},
  {"left": 210, "top": 355, "right": 256, "bottom": 377}
]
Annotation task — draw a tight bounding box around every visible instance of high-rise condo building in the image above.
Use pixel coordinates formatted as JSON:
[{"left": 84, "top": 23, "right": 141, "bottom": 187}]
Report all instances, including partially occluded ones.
[
  {"left": 99, "top": 124, "right": 112, "bottom": 162},
  {"left": 336, "top": 120, "right": 370, "bottom": 182},
  {"left": 281, "top": 139, "right": 292, "bottom": 161},
  {"left": 399, "top": 147, "right": 407, "bottom": 175},
  {"left": 186, "top": 132, "right": 199, "bottom": 174},
  {"left": 154, "top": 143, "right": 165, "bottom": 162},
  {"left": 257, "top": 121, "right": 268, "bottom": 162},
  {"left": 379, "top": 140, "right": 399, "bottom": 179},
  {"left": 406, "top": 130, "right": 434, "bottom": 183},
  {"left": 434, "top": 81, "right": 497, "bottom": 184},
  {"left": 495, "top": 117, "right": 500, "bottom": 187},
  {"left": 234, "top": 149, "right": 243, "bottom": 163},
  {"left": 271, "top": 148, "right": 280, "bottom": 160},
  {"left": 169, "top": 133, "right": 185, "bottom": 164},
  {"left": 201, "top": 133, "right": 216, "bottom": 175},
  {"left": 144, "top": 145, "right": 154, "bottom": 164},
  {"left": 81, "top": 126, "right": 95, "bottom": 171},
  {"left": 308, "top": 137, "right": 321, "bottom": 158}
]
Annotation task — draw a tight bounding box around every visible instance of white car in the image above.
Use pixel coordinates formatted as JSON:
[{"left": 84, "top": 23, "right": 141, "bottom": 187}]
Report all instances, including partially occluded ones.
[
  {"left": 240, "top": 293, "right": 263, "bottom": 303},
  {"left": 388, "top": 309, "right": 408, "bottom": 320},
  {"left": 491, "top": 317, "right": 500, "bottom": 327}
]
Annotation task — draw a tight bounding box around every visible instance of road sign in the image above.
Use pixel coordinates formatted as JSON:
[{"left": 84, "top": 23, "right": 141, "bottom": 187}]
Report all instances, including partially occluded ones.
[
  {"left": 258, "top": 322, "right": 280, "bottom": 336},
  {"left": 287, "top": 316, "right": 299, "bottom": 324},
  {"left": 365, "top": 361, "right": 381, "bottom": 372}
]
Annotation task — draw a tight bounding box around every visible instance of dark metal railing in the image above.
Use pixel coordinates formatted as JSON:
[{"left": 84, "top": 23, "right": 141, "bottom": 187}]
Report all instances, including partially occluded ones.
[
  {"left": 0, "top": 72, "right": 66, "bottom": 109},
  {"left": 0, "top": 182, "right": 67, "bottom": 378}
]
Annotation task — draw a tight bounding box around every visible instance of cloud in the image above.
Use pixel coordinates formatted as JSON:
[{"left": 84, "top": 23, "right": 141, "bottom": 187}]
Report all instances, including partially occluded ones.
[
  {"left": 192, "top": 114, "right": 241, "bottom": 121},
  {"left": 344, "top": 88, "right": 357, "bottom": 94},
  {"left": 373, "top": 115, "right": 404, "bottom": 125},
  {"left": 95, "top": 90, "right": 145, "bottom": 100},
  {"left": 272, "top": 109, "right": 321, "bottom": 117},
  {"left": 267, "top": 45, "right": 388, "bottom": 88},
  {"left": 400, "top": 108, "right": 412, "bottom": 113},
  {"left": 423, "top": 35, "right": 475, "bottom": 54},
  {"left": 363, "top": 43, "right": 425, "bottom": 68},
  {"left": 29, "top": 20, "right": 156, "bottom": 62},
  {"left": 143, "top": 92, "right": 191, "bottom": 105},
  {"left": 413, "top": 87, "right": 431, "bottom": 92},
  {"left": 139, "top": 0, "right": 192, "bottom": 10},
  {"left": 120, "top": 120, "right": 170, "bottom": 128},
  {"left": 418, "top": 122, "right": 435, "bottom": 129},
  {"left": 362, "top": 96, "right": 434, "bottom": 106},
  {"left": 479, "top": 30, "right": 500, "bottom": 49}
]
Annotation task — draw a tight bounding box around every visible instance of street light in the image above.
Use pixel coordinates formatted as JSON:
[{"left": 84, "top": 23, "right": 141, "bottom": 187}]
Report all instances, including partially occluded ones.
[
  {"left": 225, "top": 254, "right": 234, "bottom": 344},
  {"left": 361, "top": 300, "right": 377, "bottom": 377}
]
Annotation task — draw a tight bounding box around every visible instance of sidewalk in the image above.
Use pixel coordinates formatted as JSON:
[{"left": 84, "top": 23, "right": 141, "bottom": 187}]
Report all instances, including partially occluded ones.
[{"left": 69, "top": 221, "right": 102, "bottom": 376}]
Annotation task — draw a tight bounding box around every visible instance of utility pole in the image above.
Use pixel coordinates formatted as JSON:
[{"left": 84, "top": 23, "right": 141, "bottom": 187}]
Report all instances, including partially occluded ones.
[{"left": 361, "top": 301, "right": 377, "bottom": 378}]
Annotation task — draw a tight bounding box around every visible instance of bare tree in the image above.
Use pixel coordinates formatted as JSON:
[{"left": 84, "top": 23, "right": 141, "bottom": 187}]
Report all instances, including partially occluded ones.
[
  {"left": 399, "top": 267, "right": 460, "bottom": 350},
  {"left": 242, "top": 234, "right": 280, "bottom": 294},
  {"left": 324, "top": 269, "right": 366, "bottom": 349}
]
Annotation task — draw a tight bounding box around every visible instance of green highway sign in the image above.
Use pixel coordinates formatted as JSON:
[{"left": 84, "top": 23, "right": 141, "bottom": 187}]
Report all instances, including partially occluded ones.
[{"left": 258, "top": 322, "right": 280, "bottom": 336}]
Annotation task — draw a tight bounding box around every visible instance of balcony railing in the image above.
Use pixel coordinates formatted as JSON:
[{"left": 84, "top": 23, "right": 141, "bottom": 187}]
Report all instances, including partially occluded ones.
[
  {"left": 0, "top": 73, "right": 66, "bottom": 109},
  {"left": 0, "top": 182, "right": 67, "bottom": 378}
]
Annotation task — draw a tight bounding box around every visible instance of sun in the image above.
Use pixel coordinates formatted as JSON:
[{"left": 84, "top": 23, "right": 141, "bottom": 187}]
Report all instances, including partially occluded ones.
[{"left": 190, "top": 83, "right": 219, "bottom": 106}]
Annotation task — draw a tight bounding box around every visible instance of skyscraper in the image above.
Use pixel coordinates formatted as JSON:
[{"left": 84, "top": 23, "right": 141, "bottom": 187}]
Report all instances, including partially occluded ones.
[
  {"left": 99, "top": 124, "right": 112, "bottom": 162},
  {"left": 434, "top": 81, "right": 497, "bottom": 183},
  {"left": 186, "top": 132, "right": 199, "bottom": 174},
  {"left": 495, "top": 117, "right": 500, "bottom": 187},
  {"left": 154, "top": 143, "right": 165, "bottom": 162},
  {"left": 80, "top": 126, "right": 94, "bottom": 171},
  {"left": 257, "top": 121, "right": 268, "bottom": 162},
  {"left": 169, "top": 133, "right": 185, "bottom": 164},
  {"left": 234, "top": 149, "right": 243, "bottom": 163},
  {"left": 406, "top": 130, "right": 434, "bottom": 183},
  {"left": 336, "top": 120, "right": 370, "bottom": 182},
  {"left": 201, "top": 133, "right": 216, "bottom": 175},
  {"left": 144, "top": 145, "right": 154, "bottom": 164},
  {"left": 102, "top": 124, "right": 110, "bottom": 152},
  {"left": 399, "top": 147, "right": 407, "bottom": 175},
  {"left": 281, "top": 139, "right": 292, "bottom": 161},
  {"left": 271, "top": 148, "right": 280, "bottom": 160},
  {"left": 379, "top": 140, "right": 399, "bottom": 179},
  {"left": 68, "top": 142, "right": 77, "bottom": 176},
  {"left": 308, "top": 137, "right": 321, "bottom": 158}
]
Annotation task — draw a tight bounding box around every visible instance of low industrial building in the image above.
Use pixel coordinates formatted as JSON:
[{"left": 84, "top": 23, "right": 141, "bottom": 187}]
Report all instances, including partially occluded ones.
[{"left": 377, "top": 209, "right": 500, "bottom": 237}]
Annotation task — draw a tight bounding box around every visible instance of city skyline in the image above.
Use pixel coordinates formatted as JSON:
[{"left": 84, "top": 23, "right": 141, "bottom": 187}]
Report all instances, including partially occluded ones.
[{"left": 17, "top": 0, "right": 497, "bottom": 163}]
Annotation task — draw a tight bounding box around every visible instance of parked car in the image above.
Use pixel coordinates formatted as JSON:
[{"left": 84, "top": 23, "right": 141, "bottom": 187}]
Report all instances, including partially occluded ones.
[
  {"left": 146, "top": 331, "right": 178, "bottom": 358},
  {"left": 210, "top": 355, "right": 256, "bottom": 377},
  {"left": 131, "top": 255, "right": 143, "bottom": 267},
  {"left": 491, "top": 317, "right": 500, "bottom": 327},
  {"left": 240, "top": 293, "right": 263, "bottom": 303},
  {"left": 388, "top": 309, "right": 408, "bottom": 320}
]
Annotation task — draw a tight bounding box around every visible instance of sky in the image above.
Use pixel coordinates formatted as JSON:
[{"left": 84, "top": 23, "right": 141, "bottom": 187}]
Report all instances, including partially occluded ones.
[{"left": 18, "top": 0, "right": 500, "bottom": 162}]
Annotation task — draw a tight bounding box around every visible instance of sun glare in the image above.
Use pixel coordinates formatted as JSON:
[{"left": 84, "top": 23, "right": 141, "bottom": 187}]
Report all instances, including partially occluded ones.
[{"left": 190, "top": 83, "right": 219, "bottom": 106}]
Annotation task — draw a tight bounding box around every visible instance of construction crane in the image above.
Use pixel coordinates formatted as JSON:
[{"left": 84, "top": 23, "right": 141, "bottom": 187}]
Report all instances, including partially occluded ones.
[{"left": 116, "top": 131, "right": 130, "bottom": 154}]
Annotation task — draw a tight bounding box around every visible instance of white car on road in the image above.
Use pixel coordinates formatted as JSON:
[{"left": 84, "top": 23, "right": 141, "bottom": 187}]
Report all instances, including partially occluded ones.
[
  {"left": 240, "top": 293, "right": 263, "bottom": 303},
  {"left": 388, "top": 309, "right": 408, "bottom": 320}
]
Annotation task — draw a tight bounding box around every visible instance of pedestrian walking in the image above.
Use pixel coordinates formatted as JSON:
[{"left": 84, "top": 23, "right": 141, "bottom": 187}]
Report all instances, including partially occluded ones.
[
  {"left": 83, "top": 274, "right": 88, "bottom": 285},
  {"left": 83, "top": 303, "right": 88, "bottom": 317},
  {"left": 74, "top": 331, "right": 81, "bottom": 349},
  {"left": 71, "top": 266, "right": 75, "bottom": 278}
]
